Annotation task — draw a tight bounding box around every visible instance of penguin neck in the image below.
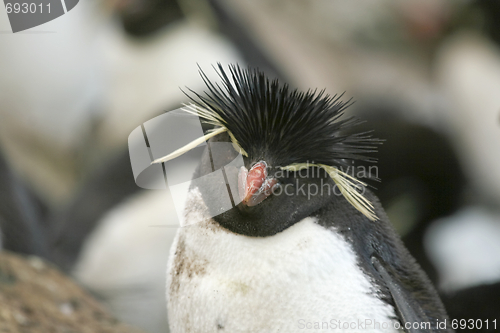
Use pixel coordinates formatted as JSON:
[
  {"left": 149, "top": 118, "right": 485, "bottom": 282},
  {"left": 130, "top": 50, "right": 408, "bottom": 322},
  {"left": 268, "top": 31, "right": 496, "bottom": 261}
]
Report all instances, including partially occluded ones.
[{"left": 211, "top": 199, "right": 327, "bottom": 237}]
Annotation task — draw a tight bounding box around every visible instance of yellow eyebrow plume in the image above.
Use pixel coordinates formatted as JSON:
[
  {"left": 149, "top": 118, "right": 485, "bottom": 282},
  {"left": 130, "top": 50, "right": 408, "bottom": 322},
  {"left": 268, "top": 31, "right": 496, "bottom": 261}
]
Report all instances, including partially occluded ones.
[
  {"left": 151, "top": 127, "right": 227, "bottom": 164},
  {"left": 151, "top": 105, "right": 248, "bottom": 165},
  {"left": 281, "top": 163, "right": 378, "bottom": 221}
]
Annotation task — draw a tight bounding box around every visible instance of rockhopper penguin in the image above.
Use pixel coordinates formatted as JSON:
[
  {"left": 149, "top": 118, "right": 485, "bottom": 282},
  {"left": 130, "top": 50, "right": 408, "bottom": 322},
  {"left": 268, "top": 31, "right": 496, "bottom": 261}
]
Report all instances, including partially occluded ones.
[{"left": 156, "top": 64, "right": 452, "bottom": 332}]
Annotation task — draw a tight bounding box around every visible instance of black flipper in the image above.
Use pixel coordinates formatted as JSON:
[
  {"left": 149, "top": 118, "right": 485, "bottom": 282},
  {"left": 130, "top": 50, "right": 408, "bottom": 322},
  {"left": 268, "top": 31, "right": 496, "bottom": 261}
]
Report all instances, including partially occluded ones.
[{"left": 372, "top": 256, "right": 433, "bottom": 333}]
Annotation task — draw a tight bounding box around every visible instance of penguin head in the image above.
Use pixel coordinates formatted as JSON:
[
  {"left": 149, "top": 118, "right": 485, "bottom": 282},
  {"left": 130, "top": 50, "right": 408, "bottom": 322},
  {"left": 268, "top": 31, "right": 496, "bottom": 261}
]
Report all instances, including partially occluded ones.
[{"left": 154, "top": 64, "right": 380, "bottom": 236}]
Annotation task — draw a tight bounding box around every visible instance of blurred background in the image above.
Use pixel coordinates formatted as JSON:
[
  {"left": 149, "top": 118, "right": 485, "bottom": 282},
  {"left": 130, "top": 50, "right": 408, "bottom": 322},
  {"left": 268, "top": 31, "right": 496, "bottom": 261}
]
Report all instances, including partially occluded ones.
[{"left": 0, "top": 0, "right": 499, "bottom": 332}]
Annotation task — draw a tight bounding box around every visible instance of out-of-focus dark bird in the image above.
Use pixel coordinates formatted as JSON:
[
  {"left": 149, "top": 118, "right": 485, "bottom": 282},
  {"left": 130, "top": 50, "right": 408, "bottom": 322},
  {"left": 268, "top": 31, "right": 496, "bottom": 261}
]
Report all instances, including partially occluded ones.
[
  {"left": 0, "top": 150, "right": 49, "bottom": 259},
  {"left": 158, "top": 65, "right": 451, "bottom": 332},
  {"left": 353, "top": 111, "right": 467, "bottom": 284}
]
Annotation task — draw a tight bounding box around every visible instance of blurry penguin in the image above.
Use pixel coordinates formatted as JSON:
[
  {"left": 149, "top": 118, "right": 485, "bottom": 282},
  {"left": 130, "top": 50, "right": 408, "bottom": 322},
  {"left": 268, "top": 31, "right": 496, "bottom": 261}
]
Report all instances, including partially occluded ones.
[{"left": 0, "top": 148, "right": 49, "bottom": 259}]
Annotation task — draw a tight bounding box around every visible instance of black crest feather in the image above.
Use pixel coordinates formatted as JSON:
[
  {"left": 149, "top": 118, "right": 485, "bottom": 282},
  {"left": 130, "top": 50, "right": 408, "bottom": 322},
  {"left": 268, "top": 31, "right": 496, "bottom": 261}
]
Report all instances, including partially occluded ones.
[{"left": 186, "top": 63, "right": 379, "bottom": 168}]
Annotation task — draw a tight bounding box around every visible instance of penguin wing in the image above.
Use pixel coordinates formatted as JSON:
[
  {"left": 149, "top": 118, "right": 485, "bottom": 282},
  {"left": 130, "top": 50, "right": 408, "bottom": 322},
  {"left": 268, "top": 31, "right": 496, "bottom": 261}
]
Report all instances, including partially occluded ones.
[{"left": 371, "top": 257, "right": 435, "bottom": 333}]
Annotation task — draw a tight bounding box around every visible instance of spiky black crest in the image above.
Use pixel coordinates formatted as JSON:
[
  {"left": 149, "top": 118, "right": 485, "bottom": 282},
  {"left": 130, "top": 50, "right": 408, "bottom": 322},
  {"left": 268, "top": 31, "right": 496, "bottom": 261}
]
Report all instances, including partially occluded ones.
[{"left": 186, "top": 64, "right": 379, "bottom": 168}]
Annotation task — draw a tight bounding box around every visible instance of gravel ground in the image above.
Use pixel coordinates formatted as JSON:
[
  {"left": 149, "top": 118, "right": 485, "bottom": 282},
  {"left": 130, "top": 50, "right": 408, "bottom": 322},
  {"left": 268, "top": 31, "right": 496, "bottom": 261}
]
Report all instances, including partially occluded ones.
[{"left": 0, "top": 251, "right": 145, "bottom": 333}]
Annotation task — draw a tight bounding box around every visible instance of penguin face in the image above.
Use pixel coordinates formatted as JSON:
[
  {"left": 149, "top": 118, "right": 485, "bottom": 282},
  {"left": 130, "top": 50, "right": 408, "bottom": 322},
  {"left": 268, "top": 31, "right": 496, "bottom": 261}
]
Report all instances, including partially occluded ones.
[{"left": 228, "top": 162, "right": 339, "bottom": 237}]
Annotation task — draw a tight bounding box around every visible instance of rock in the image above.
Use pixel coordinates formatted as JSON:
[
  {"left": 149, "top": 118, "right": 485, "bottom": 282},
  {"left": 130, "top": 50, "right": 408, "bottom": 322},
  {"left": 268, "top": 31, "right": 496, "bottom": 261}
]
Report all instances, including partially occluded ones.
[{"left": 0, "top": 251, "right": 145, "bottom": 333}]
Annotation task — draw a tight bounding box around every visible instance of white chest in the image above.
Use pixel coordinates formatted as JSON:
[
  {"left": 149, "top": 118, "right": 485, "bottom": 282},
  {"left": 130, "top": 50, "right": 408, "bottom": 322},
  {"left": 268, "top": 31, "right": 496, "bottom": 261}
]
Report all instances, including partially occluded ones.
[{"left": 166, "top": 190, "right": 398, "bottom": 333}]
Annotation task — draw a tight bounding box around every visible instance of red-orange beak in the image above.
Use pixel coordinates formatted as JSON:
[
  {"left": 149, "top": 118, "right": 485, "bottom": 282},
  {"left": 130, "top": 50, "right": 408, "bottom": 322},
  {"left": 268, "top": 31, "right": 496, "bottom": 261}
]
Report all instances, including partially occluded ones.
[{"left": 238, "top": 161, "right": 278, "bottom": 207}]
